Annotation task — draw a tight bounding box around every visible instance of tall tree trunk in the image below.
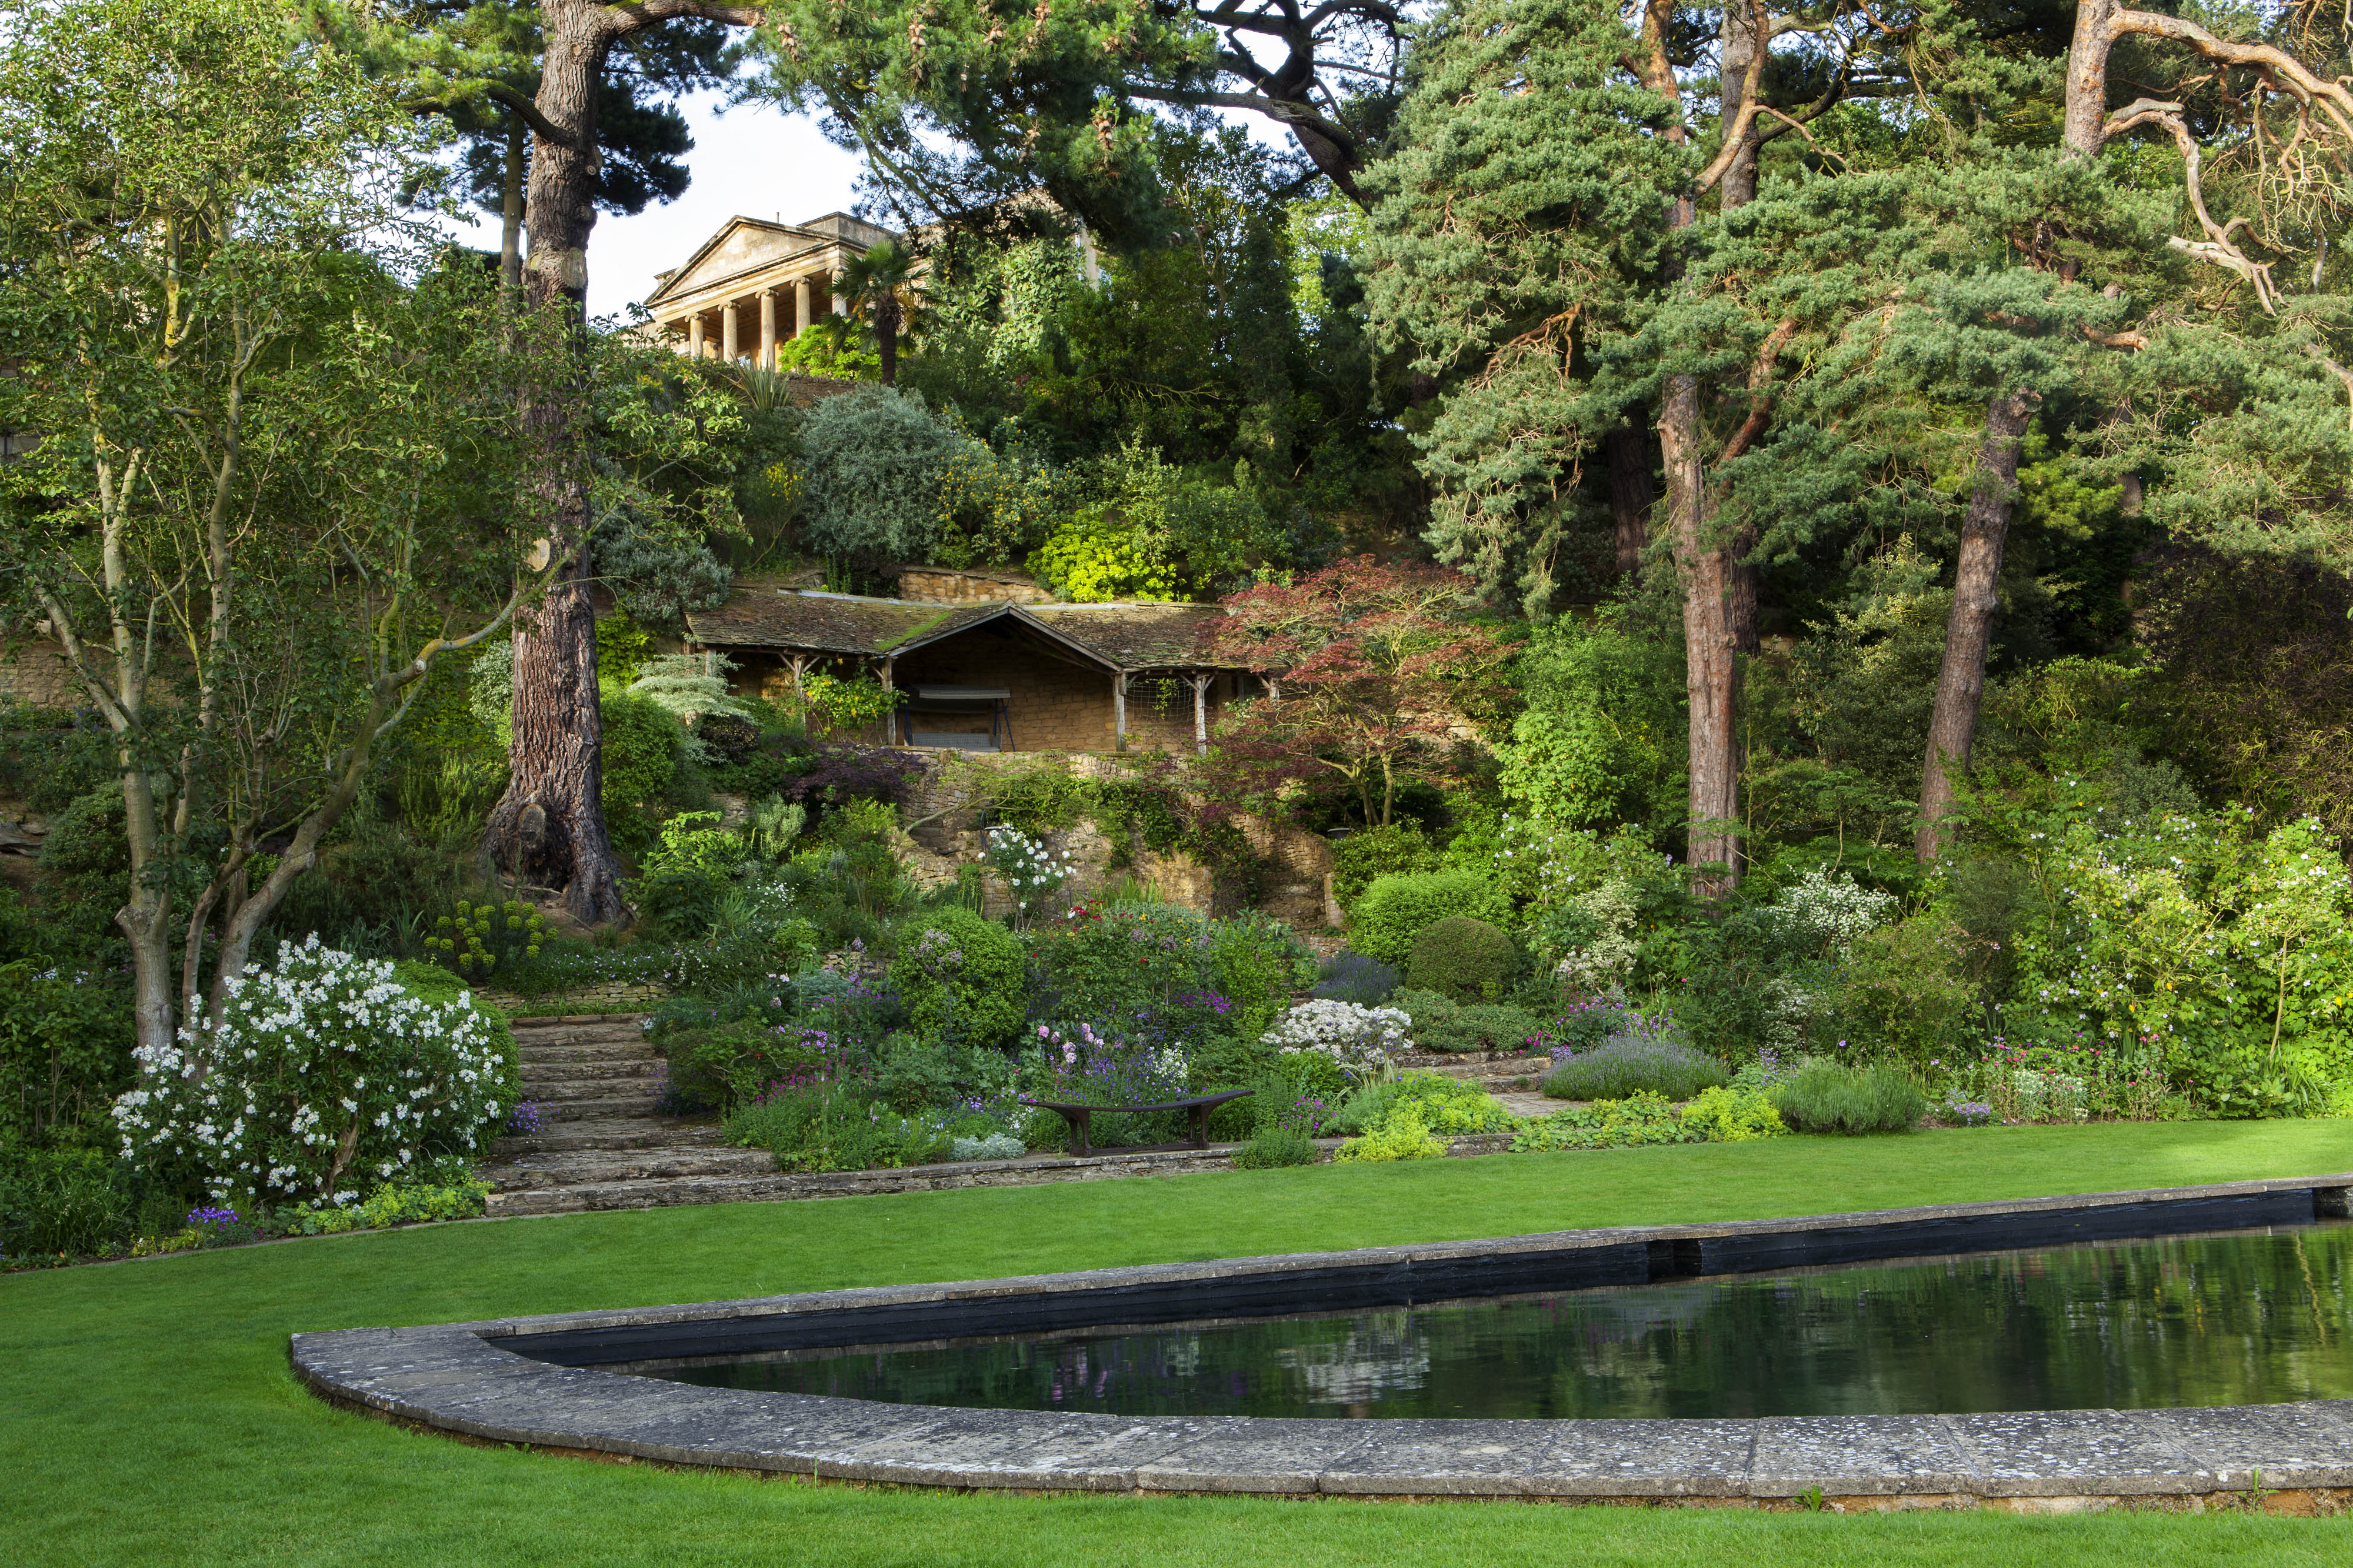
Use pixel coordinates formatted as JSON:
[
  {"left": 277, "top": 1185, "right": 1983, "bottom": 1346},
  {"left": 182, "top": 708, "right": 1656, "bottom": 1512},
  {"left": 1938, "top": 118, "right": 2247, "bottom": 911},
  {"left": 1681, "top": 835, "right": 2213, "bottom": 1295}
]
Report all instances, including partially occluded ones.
[
  {"left": 1717, "top": 0, "right": 1765, "bottom": 209},
  {"left": 1605, "top": 420, "right": 1654, "bottom": 581},
  {"left": 499, "top": 112, "right": 524, "bottom": 302},
  {"left": 1915, "top": 391, "right": 2034, "bottom": 862},
  {"left": 877, "top": 294, "right": 899, "bottom": 386},
  {"left": 1661, "top": 372, "right": 1741, "bottom": 891},
  {"left": 479, "top": 2, "right": 627, "bottom": 925},
  {"left": 1911, "top": 0, "right": 2109, "bottom": 863},
  {"left": 1727, "top": 524, "right": 1761, "bottom": 653}
]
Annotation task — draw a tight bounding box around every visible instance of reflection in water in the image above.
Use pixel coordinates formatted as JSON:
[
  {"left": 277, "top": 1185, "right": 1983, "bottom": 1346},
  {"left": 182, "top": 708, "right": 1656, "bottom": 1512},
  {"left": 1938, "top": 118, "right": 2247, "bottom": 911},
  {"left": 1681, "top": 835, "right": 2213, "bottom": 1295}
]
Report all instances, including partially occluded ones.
[{"left": 654, "top": 1223, "right": 2353, "bottom": 1420}]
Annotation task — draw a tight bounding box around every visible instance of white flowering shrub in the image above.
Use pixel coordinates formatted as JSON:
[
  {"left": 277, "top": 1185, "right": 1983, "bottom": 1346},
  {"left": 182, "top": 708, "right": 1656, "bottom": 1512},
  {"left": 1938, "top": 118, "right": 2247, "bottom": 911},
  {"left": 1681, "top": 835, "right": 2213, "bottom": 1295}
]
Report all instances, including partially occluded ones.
[
  {"left": 112, "top": 939, "right": 517, "bottom": 1206},
  {"left": 1769, "top": 868, "right": 1898, "bottom": 953},
  {"left": 1261, "top": 1000, "right": 1411, "bottom": 1082},
  {"left": 985, "top": 825, "right": 1078, "bottom": 925}
]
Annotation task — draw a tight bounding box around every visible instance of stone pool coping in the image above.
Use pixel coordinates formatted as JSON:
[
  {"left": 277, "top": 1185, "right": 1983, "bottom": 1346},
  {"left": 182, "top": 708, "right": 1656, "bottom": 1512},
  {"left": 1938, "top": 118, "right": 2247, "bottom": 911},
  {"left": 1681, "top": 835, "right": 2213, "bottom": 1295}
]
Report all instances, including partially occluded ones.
[{"left": 292, "top": 1173, "right": 2353, "bottom": 1506}]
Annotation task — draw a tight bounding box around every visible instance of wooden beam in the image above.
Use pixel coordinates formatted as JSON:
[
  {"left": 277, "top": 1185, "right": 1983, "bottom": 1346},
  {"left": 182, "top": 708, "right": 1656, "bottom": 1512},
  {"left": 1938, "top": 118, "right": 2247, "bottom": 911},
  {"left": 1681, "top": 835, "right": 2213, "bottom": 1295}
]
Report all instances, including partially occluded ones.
[
  {"left": 1113, "top": 670, "right": 1126, "bottom": 751},
  {"left": 1190, "top": 673, "right": 1212, "bottom": 756}
]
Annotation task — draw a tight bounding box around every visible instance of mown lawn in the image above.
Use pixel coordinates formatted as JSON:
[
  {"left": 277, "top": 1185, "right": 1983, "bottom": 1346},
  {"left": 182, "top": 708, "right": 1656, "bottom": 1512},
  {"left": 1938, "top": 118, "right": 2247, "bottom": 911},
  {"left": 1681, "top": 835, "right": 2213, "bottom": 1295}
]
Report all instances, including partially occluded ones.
[{"left": 9, "top": 1119, "right": 2353, "bottom": 1566}]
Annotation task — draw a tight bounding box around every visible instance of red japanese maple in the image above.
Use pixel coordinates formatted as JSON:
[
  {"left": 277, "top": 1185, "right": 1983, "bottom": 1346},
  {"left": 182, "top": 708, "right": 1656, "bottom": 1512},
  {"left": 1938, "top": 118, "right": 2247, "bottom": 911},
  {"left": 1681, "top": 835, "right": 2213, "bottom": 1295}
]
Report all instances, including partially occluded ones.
[{"left": 1199, "top": 558, "right": 1510, "bottom": 825}]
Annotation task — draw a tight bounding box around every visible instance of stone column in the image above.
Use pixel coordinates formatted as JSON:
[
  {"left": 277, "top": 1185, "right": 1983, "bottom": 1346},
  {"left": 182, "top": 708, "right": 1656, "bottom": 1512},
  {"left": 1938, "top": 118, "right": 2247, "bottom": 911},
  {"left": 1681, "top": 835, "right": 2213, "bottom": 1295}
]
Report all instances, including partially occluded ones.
[
  {"left": 795, "top": 278, "right": 813, "bottom": 336},
  {"left": 758, "top": 291, "right": 776, "bottom": 369},
  {"left": 721, "top": 301, "right": 738, "bottom": 363},
  {"left": 686, "top": 315, "right": 703, "bottom": 358}
]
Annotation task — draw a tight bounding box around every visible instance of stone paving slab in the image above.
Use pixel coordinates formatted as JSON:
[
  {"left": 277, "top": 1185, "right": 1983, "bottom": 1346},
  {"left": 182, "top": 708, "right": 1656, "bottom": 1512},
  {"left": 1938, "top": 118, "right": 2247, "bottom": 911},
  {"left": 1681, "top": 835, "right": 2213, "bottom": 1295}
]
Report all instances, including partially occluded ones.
[{"left": 291, "top": 1176, "right": 2353, "bottom": 1503}]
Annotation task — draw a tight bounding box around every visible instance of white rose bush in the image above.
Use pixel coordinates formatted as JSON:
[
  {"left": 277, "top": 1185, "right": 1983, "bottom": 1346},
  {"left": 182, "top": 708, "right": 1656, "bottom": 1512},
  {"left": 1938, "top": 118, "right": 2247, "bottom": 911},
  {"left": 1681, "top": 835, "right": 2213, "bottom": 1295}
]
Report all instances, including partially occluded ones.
[
  {"left": 111, "top": 939, "right": 516, "bottom": 1207},
  {"left": 1261, "top": 1000, "right": 1410, "bottom": 1083}
]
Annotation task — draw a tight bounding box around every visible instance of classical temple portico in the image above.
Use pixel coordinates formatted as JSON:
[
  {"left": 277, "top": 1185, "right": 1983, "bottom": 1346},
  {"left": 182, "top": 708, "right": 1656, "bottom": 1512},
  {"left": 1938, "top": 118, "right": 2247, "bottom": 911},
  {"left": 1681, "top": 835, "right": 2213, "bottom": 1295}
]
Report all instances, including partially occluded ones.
[{"left": 644, "top": 212, "right": 894, "bottom": 369}]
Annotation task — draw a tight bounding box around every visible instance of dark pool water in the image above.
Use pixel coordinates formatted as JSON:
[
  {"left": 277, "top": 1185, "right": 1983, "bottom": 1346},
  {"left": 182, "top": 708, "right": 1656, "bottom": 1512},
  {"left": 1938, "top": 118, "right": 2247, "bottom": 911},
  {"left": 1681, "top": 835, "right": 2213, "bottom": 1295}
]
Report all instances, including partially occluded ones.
[{"left": 651, "top": 1223, "right": 2353, "bottom": 1419}]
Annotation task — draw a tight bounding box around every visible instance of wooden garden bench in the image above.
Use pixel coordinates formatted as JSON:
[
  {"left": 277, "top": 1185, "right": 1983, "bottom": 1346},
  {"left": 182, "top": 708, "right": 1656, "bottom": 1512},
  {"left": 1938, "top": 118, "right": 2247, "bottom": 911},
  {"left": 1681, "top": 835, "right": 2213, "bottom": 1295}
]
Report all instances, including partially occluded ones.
[{"left": 1018, "top": 1089, "right": 1254, "bottom": 1158}]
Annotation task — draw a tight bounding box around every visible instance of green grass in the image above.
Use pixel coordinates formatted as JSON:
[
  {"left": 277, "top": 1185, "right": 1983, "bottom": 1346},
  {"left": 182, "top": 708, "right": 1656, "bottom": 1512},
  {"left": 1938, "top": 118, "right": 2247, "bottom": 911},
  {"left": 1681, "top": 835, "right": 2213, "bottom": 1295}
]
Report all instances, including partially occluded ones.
[{"left": 8, "top": 1120, "right": 2353, "bottom": 1565}]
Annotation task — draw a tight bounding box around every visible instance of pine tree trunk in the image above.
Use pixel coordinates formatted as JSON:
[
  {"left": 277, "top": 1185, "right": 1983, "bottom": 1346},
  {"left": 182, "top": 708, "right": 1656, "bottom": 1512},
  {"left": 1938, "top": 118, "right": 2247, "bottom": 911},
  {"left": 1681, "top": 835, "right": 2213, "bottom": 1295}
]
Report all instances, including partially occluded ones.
[
  {"left": 499, "top": 113, "right": 524, "bottom": 301},
  {"left": 1606, "top": 420, "right": 1654, "bottom": 581},
  {"left": 1661, "top": 372, "right": 1741, "bottom": 892},
  {"left": 1915, "top": 391, "right": 2035, "bottom": 862},
  {"left": 479, "top": 1, "right": 626, "bottom": 925}
]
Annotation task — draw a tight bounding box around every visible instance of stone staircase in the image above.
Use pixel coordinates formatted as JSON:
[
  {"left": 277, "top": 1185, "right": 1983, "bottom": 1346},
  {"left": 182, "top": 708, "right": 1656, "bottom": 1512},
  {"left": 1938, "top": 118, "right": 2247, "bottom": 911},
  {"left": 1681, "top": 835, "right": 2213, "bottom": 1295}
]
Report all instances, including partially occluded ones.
[
  {"left": 483, "top": 1014, "right": 781, "bottom": 1217},
  {"left": 1411, "top": 1052, "right": 1558, "bottom": 1119}
]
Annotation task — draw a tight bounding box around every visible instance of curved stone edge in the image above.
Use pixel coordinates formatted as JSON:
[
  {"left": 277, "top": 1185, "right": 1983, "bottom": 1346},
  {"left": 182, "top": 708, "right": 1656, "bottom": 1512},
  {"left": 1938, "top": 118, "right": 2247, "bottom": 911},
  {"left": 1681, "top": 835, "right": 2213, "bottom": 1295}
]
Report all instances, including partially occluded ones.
[{"left": 289, "top": 1175, "right": 2353, "bottom": 1503}]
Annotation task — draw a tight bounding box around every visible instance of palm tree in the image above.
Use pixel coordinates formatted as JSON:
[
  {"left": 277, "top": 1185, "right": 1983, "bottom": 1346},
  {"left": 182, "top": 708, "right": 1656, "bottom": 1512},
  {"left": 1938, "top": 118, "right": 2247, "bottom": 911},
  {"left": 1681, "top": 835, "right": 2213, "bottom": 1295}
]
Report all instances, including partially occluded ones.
[{"left": 831, "top": 240, "right": 922, "bottom": 386}]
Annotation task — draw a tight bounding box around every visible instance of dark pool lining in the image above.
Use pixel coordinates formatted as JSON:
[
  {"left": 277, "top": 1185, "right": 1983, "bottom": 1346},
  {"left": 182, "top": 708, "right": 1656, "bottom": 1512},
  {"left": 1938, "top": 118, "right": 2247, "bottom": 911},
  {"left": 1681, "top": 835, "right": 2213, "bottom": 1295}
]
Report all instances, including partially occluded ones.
[
  {"left": 509, "top": 1185, "right": 2337, "bottom": 1369},
  {"left": 599, "top": 1215, "right": 2353, "bottom": 1379}
]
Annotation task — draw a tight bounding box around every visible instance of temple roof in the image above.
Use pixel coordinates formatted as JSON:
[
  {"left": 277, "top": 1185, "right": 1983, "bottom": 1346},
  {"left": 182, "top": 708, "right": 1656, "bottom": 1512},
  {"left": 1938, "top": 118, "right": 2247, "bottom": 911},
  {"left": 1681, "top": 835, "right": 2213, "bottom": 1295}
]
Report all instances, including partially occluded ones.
[{"left": 686, "top": 589, "right": 1235, "bottom": 670}]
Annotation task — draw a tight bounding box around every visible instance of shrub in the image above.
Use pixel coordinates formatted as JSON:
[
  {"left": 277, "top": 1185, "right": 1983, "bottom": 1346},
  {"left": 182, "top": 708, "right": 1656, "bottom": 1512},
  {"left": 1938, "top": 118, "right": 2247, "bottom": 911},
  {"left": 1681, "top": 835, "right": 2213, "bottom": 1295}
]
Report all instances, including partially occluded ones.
[
  {"left": 659, "top": 1019, "right": 831, "bottom": 1110},
  {"left": 1678, "top": 1085, "right": 1787, "bottom": 1142},
  {"left": 303, "top": 1177, "right": 491, "bottom": 1233},
  {"left": 1349, "top": 869, "right": 1511, "bottom": 964},
  {"left": 1331, "top": 822, "right": 1438, "bottom": 910},
  {"left": 1233, "top": 1126, "right": 1319, "bottom": 1168},
  {"left": 724, "top": 1077, "right": 951, "bottom": 1172},
  {"left": 1258, "top": 1000, "right": 1409, "bottom": 1083},
  {"left": 1393, "top": 988, "right": 1548, "bottom": 1055},
  {"left": 0, "top": 960, "right": 136, "bottom": 1145},
  {"left": 889, "top": 908, "right": 1026, "bottom": 1048},
  {"left": 1332, "top": 1113, "right": 1445, "bottom": 1162},
  {"left": 797, "top": 384, "right": 961, "bottom": 575},
  {"left": 1311, "top": 950, "right": 1399, "bottom": 1005},
  {"left": 1771, "top": 1059, "right": 1927, "bottom": 1135},
  {"left": 0, "top": 1145, "right": 130, "bottom": 1258},
  {"left": 950, "top": 1132, "right": 1027, "bottom": 1162},
  {"left": 1405, "top": 916, "right": 1518, "bottom": 1002},
  {"left": 600, "top": 689, "right": 685, "bottom": 848},
  {"left": 1513, "top": 1092, "right": 1691, "bottom": 1151},
  {"left": 112, "top": 939, "right": 517, "bottom": 1206},
  {"left": 1832, "top": 916, "right": 1982, "bottom": 1071},
  {"left": 1331, "top": 1069, "right": 1515, "bottom": 1138},
  {"left": 1543, "top": 1029, "right": 1729, "bottom": 1102},
  {"left": 422, "top": 896, "right": 545, "bottom": 979}
]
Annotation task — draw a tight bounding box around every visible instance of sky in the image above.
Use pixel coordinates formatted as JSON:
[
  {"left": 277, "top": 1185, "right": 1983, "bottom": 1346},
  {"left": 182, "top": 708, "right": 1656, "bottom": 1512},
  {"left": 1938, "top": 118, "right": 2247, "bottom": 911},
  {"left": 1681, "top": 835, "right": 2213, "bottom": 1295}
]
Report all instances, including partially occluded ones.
[{"left": 443, "top": 91, "right": 866, "bottom": 322}]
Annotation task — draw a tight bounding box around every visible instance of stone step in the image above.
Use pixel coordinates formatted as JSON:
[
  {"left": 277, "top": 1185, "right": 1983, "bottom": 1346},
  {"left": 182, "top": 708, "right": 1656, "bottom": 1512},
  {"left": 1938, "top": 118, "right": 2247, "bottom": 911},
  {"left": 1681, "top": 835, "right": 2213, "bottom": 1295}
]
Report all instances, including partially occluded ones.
[
  {"left": 509, "top": 1026, "right": 654, "bottom": 1048},
  {"left": 518, "top": 1092, "right": 662, "bottom": 1119},
  {"left": 1424, "top": 1055, "right": 1549, "bottom": 1081},
  {"left": 491, "top": 1122, "right": 723, "bottom": 1156},
  {"left": 484, "top": 1146, "right": 776, "bottom": 1191},
  {"left": 487, "top": 1173, "right": 813, "bottom": 1215},
  {"left": 511, "top": 1012, "right": 656, "bottom": 1028},
  {"left": 518, "top": 1057, "right": 660, "bottom": 1086},
  {"left": 527, "top": 1070, "right": 661, "bottom": 1098},
  {"left": 516, "top": 1042, "right": 660, "bottom": 1066}
]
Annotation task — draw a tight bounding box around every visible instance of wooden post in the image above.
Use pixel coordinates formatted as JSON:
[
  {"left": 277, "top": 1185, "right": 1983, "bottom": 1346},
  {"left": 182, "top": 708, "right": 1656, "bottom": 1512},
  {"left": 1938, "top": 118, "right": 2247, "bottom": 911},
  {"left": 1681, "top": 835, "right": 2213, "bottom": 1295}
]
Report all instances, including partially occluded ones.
[
  {"left": 1112, "top": 670, "right": 1126, "bottom": 751},
  {"left": 758, "top": 291, "right": 776, "bottom": 370},
  {"left": 1191, "top": 674, "right": 1211, "bottom": 755},
  {"left": 686, "top": 315, "right": 703, "bottom": 358},
  {"left": 721, "top": 301, "right": 739, "bottom": 363},
  {"left": 880, "top": 655, "right": 896, "bottom": 745}
]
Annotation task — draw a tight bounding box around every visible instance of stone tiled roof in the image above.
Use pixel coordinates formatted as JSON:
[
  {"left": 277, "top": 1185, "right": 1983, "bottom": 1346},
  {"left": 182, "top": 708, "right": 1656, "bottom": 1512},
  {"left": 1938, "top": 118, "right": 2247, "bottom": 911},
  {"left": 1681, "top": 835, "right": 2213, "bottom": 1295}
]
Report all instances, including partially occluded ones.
[
  {"left": 687, "top": 589, "right": 1238, "bottom": 671},
  {"left": 685, "top": 590, "right": 1001, "bottom": 656},
  {"left": 1026, "top": 602, "right": 1232, "bottom": 669}
]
